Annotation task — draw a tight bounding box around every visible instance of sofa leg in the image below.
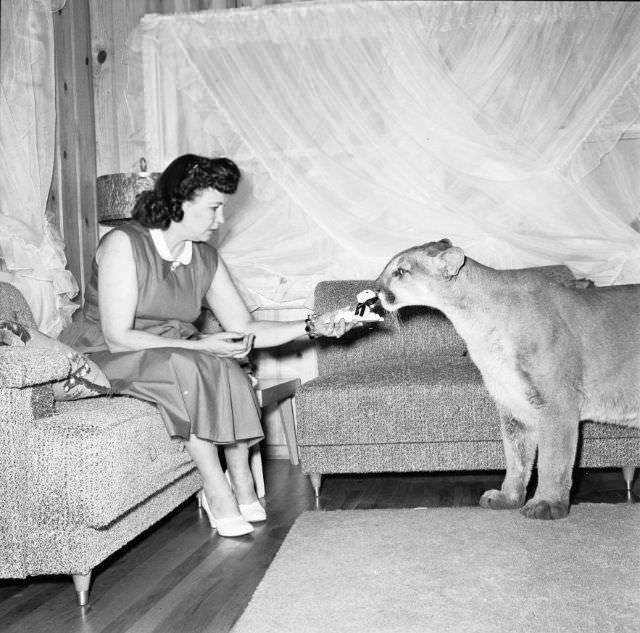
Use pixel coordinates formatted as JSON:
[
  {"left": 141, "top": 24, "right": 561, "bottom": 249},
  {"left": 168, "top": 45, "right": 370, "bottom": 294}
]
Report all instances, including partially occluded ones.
[
  {"left": 309, "top": 472, "right": 322, "bottom": 498},
  {"left": 72, "top": 571, "right": 92, "bottom": 606},
  {"left": 622, "top": 466, "right": 636, "bottom": 502}
]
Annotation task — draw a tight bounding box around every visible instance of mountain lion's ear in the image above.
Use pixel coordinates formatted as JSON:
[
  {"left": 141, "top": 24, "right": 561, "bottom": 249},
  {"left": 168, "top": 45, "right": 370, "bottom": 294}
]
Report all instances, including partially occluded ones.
[{"left": 436, "top": 246, "right": 465, "bottom": 279}]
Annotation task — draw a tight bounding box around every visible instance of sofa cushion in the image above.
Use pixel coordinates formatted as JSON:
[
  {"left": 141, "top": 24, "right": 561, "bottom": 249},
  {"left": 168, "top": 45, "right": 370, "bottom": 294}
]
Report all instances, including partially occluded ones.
[
  {"left": 296, "top": 356, "right": 502, "bottom": 445},
  {"left": 313, "top": 267, "right": 576, "bottom": 377},
  {"left": 297, "top": 356, "right": 640, "bottom": 447},
  {"left": 27, "top": 396, "right": 195, "bottom": 528},
  {"left": 580, "top": 421, "right": 640, "bottom": 440}
]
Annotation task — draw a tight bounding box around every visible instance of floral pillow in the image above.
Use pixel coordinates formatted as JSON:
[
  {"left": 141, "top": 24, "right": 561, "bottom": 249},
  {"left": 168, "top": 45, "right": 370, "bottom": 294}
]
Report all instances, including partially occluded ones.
[{"left": 0, "top": 320, "right": 112, "bottom": 400}]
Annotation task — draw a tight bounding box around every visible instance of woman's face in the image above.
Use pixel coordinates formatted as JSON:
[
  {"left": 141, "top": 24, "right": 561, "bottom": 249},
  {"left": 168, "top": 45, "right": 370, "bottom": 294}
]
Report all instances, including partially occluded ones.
[{"left": 180, "top": 187, "right": 226, "bottom": 241}]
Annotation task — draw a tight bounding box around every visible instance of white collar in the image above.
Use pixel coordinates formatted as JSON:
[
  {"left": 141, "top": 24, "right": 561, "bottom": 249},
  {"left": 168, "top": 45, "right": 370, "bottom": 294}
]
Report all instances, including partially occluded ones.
[{"left": 149, "top": 229, "right": 193, "bottom": 268}]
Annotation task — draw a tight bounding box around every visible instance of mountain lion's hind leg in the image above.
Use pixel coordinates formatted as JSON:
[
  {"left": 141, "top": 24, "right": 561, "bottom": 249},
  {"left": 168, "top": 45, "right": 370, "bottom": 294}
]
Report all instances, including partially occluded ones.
[{"left": 480, "top": 409, "right": 537, "bottom": 510}]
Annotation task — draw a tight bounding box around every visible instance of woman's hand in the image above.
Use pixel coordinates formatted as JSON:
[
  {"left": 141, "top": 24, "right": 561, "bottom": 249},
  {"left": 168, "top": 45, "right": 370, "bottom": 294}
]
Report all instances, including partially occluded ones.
[
  {"left": 195, "top": 331, "right": 255, "bottom": 358},
  {"left": 311, "top": 309, "right": 363, "bottom": 338}
]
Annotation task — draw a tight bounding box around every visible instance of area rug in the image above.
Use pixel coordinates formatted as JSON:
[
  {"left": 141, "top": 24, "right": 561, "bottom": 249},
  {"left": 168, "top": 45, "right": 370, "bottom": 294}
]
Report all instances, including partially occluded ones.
[{"left": 231, "top": 504, "right": 640, "bottom": 633}]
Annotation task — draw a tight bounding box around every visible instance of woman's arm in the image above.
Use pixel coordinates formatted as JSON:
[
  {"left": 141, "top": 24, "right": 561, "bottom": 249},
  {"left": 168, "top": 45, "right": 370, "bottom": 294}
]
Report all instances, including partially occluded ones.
[
  {"left": 206, "top": 258, "right": 352, "bottom": 348},
  {"left": 97, "top": 231, "right": 250, "bottom": 357}
]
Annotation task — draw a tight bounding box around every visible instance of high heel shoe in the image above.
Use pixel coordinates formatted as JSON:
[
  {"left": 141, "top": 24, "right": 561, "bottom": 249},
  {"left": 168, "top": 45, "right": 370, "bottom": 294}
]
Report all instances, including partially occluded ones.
[
  {"left": 239, "top": 500, "right": 267, "bottom": 523},
  {"left": 197, "top": 490, "right": 254, "bottom": 537},
  {"left": 225, "top": 470, "right": 268, "bottom": 522}
]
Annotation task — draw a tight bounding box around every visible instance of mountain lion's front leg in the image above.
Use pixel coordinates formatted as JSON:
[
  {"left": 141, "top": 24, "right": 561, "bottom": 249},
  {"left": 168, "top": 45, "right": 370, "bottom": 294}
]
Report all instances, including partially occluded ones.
[{"left": 480, "top": 408, "right": 537, "bottom": 510}]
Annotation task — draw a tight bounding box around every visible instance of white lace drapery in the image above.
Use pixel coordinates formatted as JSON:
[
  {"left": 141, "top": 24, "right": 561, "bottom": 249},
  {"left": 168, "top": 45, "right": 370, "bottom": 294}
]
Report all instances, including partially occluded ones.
[
  {"left": 0, "top": 0, "right": 78, "bottom": 336},
  {"left": 125, "top": 1, "right": 640, "bottom": 309}
]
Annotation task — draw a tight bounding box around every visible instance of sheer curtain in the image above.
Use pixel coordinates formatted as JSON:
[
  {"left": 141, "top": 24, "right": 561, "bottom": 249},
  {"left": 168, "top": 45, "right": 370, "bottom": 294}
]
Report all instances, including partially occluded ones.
[
  {"left": 125, "top": 1, "right": 640, "bottom": 309},
  {"left": 0, "top": 0, "right": 78, "bottom": 336}
]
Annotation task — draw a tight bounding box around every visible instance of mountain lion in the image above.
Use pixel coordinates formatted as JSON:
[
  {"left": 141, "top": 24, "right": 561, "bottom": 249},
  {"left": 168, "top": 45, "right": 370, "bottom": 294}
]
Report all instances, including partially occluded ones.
[{"left": 376, "top": 239, "right": 640, "bottom": 519}]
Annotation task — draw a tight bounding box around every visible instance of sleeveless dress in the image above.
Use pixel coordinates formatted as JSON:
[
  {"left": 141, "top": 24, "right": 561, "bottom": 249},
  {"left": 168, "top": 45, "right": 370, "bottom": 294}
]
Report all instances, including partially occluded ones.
[{"left": 60, "top": 221, "right": 263, "bottom": 444}]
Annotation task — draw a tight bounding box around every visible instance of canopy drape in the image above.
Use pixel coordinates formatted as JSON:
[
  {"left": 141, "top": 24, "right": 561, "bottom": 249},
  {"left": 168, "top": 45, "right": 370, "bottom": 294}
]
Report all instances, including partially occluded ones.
[
  {"left": 0, "top": 0, "right": 78, "bottom": 335},
  {"left": 125, "top": 0, "right": 640, "bottom": 309}
]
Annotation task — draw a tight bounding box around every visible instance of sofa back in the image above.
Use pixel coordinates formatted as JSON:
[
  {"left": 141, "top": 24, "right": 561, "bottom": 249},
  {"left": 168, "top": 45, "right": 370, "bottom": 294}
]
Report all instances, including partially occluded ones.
[
  {"left": 313, "top": 265, "right": 575, "bottom": 377},
  {"left": 314, "top": 280, "right": 466, "bottom": 376}
]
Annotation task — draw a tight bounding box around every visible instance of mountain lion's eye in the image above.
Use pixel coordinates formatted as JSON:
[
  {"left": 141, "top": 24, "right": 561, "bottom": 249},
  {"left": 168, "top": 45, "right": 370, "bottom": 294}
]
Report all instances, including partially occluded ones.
[{"left": 393, "top": 267, "right": 407, "bottom": 278}]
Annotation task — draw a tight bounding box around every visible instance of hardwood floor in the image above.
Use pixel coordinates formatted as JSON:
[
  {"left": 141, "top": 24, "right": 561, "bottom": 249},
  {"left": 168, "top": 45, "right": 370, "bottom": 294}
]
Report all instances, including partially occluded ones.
[{"left": 0, "top": 462, "right": 635, "bottom": 633}]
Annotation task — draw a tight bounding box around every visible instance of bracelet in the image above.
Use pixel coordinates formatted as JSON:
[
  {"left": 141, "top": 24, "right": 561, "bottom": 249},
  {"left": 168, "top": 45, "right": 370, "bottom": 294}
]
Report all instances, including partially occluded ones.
[{"left": 304, "top": 313, "right": 319, "bottom": 339}]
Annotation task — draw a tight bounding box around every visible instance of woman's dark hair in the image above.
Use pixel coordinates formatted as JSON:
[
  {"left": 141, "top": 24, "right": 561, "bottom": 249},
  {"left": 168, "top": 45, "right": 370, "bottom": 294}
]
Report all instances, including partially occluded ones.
[{"left": 132, "top": 154, "right": 241, "bottom": 229}]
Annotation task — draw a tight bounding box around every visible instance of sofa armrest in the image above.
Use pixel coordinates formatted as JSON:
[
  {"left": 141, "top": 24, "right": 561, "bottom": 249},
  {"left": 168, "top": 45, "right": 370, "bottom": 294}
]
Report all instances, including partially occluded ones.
[
  {"left": 0, "top": 347, "right": 71, "bottom": 388},
  {"left": 0, "top": 350, "right": 67, "bottom": 577}
]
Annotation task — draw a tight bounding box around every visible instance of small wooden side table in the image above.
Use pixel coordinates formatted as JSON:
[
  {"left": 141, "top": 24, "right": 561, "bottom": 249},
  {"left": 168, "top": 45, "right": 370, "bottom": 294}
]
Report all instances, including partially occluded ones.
[{"left": 250, "top": 376, "right": 301, "bottom": 498}]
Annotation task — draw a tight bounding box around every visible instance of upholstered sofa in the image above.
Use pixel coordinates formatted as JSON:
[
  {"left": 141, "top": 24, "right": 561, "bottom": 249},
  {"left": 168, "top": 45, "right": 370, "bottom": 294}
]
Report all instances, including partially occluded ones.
[
  {"left": 295, "top": 272, "right": 640, "bottom": 499},
  {"left": 0, "top": 281, "right": 202, "bottom": 606}
]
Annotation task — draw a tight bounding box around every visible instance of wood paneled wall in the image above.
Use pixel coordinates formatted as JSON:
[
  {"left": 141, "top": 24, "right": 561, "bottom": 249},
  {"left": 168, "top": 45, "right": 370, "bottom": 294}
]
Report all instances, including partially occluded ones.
[
  {"left": 91, "top": 0, "right": 229, "bottom": 176},
  {"left": 89, "top": 0, "right": 292, "bottom": 176}
]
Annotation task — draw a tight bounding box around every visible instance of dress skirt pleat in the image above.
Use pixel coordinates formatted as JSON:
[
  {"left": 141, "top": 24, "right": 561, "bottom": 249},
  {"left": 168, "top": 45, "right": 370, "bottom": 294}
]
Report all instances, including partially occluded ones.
[{"left": 90, "top": 347, "right": 263, "bottom": 444}]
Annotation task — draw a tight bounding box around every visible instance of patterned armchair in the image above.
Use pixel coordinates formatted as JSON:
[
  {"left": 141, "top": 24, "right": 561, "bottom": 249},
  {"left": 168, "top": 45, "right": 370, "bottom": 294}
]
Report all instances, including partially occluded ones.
[{"left": 0, "top": 282, "right": 201, "bottom": 605}]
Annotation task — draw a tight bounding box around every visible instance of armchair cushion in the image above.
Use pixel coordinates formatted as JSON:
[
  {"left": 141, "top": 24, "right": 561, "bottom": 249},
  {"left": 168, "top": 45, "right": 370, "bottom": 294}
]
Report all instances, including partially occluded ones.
[{"left": 33, "top": 397, "right": 194, "bottom": 528}]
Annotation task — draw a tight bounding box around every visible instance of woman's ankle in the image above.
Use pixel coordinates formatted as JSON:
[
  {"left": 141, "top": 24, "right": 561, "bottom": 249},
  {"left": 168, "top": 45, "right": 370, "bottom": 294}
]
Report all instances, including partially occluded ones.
[
  {"left": 226, "top": 471, "right": 258, "bottom": 505},
  {"left": 204, "top": 485, "right": 241, "bottom": 519}
]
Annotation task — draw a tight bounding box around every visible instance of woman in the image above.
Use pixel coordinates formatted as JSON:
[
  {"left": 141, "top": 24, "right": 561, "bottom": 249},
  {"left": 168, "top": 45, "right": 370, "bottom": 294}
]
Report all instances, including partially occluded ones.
[{"left": 62, "top": 154, "right": 357, "bottom": 537}]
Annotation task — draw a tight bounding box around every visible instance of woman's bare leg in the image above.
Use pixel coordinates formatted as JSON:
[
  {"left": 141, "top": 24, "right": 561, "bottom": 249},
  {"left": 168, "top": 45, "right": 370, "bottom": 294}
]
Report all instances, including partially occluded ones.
[
  {"left": 224, "top": 441, "right": 260, "bottom": 505},
  {"left": 184, "top": 434, "right": 241, "bottom": 518}
]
